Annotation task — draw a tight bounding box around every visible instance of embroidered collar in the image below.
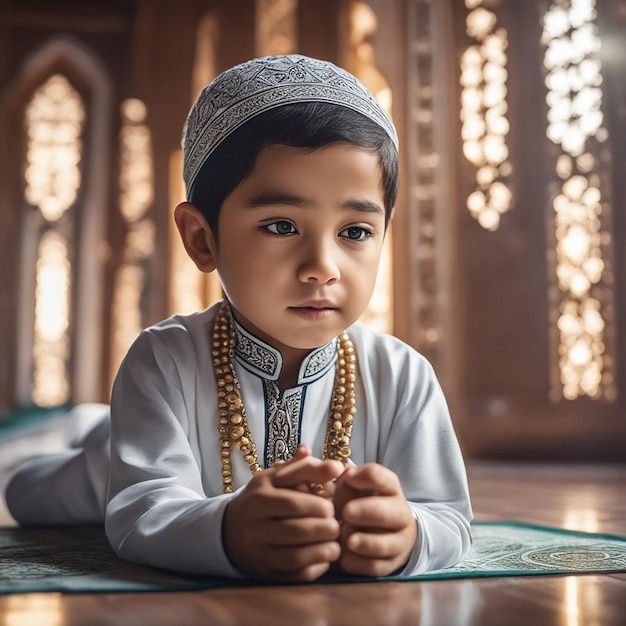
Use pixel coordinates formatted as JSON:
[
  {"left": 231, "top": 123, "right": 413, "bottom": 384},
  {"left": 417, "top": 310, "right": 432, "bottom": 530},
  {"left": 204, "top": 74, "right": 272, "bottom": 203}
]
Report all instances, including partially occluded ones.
[{"left": 233, "top": 316, "right": 337, "bottom": 385}]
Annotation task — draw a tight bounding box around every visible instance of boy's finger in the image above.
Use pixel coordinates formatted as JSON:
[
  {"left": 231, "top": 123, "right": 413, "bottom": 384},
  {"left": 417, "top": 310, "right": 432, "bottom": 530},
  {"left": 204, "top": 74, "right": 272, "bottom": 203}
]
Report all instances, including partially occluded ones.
[
  {"left": 272, "top": 444, "right": 310, "bottom": 468},
  {"left": 262, "top": 542, "right": 341, "bottom": 582},
  {"left": 344, "top": 528, "right": 405, "bottom": 559},
  {"left": 263, "top": 516, "right": 341, "bottom": 546},
  {"left": 268, "top": 541, "right": 341, "bottom": 574},
  {"left": 290, "top": 443, "right": 312, "bottom": 462},
  {"left": 341, "top": 495, "right": 411, "bottom": 530},
  {"left": 253, "top": 487, "right": 335, "bottom": 519},
  {"left": 271, "top": 456, "right": 345, "bottom": 489},
  {"left": 339, "top": 463, "right": 401, "bottom": 496},
  {"left": 338, "top": 550, "right": 399, "bottom": 578}
]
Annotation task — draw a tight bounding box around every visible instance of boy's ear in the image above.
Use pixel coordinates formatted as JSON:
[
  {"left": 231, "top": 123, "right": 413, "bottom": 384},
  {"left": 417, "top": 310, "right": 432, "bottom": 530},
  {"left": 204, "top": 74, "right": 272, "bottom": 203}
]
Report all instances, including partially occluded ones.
[{"left": 174, "top": 202, "right": 218, "bottom": 273}]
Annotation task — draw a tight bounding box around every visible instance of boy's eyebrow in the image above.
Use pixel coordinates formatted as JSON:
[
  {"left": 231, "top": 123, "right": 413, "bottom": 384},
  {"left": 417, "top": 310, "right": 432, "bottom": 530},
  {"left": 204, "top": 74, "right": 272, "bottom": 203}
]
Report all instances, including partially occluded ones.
[
  {"left": 247, "top": 192, "right": 384, "bottom": 215},
  {"left": 247, "top": 192, "right": 308, "bottom": 208},
  {"left": 342, "top": 199, "right": 384, "bottom": 215}
]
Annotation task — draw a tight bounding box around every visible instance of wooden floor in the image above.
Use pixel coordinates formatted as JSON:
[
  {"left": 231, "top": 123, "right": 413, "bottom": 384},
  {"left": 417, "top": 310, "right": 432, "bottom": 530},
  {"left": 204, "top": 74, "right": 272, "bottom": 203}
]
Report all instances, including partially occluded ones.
[{"left": 1, "top": 461, "right": 625, "bottom": 626}]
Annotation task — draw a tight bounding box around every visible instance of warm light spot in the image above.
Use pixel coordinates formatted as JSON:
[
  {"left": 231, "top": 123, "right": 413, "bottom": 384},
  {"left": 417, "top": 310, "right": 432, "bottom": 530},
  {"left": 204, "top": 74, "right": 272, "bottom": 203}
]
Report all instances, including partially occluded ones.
[
  {"left": 560, "top": 503, "right": 602, "bottom": 626},
  {"left": 476, "top": 165, "right": 497, "bottom": 186},
  {"left": 32, "top": 231, "right": 71, "bottom": 407},
  {"left": 24, "top": 75, "right": 84, "bottom": 222},
  {"left": 565, "top": 577, "right": 580, "bottom": 626},
  {"left": 110, "top": 99, "right": 155, "bottom": 383},
  {"left": 119, "top": 99, "right": 153, "bottom": 223},
  {"left": 374, "top": 87, "right": 392, "bottom": 114},
  {"left": 563, "top": 506, "right": 599, "bottom": 533},
  {"left": 478, "top": 208, "right": 500, "bottom": 231},
  {"left": 360, "top": 233, "right": 393, "bottom": 333},
  {"left": 168, "top": 151, "right": 209, "bottom": 317},
  {"left": 561, "top": 225, "right": 590, "bottom": 264},
  {"left": 466, "top": 7, "right": 497, "bottom": 39},
  {"left": 569, "top": 340, "right": 591, "bottom": 366},
  {"left": 35, "top": 236, "right": 70, "bottom": 342},
  {"left": 582, "top": 306, "right": 604, "bottom": 334},
  {"left": 543, "top": 0, "right": 614, "bottom": 400},
  {"left": 23, "top": 73, "right": 84, "bottom": 407},
  {"left": 121, "top": 98, "right": 147, "bottom": 123},
  {"left": 2, "top": 594, "right": 64, "bottom": 626},
  {"left": 461, "top": 1, "right": 512, "bottom": 229},
  {"left": 256, "top": 0, "right": 297, "bottom": 56},
  {"left": 463, "top": 140, "right": 484, "bottom": 164},
  {"left": 111, "top": 263, "right": 144, "bottom": 374}
]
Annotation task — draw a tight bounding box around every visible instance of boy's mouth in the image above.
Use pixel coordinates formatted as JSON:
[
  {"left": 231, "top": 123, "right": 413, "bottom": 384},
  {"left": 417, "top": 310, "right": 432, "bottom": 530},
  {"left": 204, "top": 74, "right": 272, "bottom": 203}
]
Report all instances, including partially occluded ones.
[
  {"left": 293, "top": 299, "right": 337, "bottom": 309},
  {"left": 289, "top": 301, "right": 338, "bottom": 320}
]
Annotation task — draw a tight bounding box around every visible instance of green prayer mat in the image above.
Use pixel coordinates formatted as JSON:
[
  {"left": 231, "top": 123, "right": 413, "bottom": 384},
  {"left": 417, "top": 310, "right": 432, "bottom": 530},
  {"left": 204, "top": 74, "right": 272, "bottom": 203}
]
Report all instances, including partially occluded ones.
[{"left": 1, "top": 521, "right": 625, "bottom": 595}]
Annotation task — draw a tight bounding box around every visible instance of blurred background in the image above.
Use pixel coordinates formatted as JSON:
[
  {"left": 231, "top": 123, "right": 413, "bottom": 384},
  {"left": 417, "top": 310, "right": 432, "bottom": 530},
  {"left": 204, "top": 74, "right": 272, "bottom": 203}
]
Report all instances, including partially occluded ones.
[{"left": 0, "top": 0, "right": 625, "bottom": 463}]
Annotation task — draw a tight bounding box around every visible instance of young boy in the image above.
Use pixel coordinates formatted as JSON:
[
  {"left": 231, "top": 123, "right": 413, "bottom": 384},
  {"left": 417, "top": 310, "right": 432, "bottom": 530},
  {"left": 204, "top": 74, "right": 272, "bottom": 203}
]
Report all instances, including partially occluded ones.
[{"left": 6, "top": 54, "right": 471, "bottom": 582}]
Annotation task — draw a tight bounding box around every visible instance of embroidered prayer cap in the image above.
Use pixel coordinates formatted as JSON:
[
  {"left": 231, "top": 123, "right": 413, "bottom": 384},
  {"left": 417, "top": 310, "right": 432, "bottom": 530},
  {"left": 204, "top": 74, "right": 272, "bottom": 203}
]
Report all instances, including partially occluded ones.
[{"left": 182, "top": 54, "right": 399, "bottom": 195}]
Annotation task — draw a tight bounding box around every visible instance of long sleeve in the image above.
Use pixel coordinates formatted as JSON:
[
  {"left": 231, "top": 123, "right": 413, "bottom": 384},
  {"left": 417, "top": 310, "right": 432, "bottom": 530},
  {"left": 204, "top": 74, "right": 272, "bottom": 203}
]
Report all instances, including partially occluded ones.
[
  {"left": 105, "top": 311, "right": 243, "bottom": 578},
  {"left": 5, "top": 403, "right": 110, "bottom": 526},
  {"left": 349, "top": 326, "right": 473, "bottom": 575},
  {"left": 391, "top": 357, "right": 472, "bottom": 575}
]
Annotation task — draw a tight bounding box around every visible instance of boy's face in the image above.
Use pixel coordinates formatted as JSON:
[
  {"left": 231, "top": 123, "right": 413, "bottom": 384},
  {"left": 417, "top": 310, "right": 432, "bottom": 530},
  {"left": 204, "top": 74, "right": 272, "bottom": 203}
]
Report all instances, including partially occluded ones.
[{"left": 211, "top": 142, "right": 387, "bottom": 356}]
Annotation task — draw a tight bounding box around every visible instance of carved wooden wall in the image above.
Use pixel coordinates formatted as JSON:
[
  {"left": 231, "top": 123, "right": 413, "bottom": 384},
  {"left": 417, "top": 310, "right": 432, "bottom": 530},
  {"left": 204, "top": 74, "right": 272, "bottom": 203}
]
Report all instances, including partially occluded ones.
[{"left": 1, "top": 0, "right": 624, "bottom": 461}]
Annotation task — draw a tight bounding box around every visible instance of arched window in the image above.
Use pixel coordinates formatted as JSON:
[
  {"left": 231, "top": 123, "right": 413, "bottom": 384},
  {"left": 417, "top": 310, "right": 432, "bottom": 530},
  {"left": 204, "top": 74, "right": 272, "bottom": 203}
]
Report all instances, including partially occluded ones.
[{"left": 12, "top": 38, "right": 112, "bottom": 408}]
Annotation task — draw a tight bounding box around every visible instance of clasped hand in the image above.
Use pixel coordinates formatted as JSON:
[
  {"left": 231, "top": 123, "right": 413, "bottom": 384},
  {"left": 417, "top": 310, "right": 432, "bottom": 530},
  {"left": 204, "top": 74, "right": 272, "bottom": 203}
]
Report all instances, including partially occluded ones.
[{"left": 223, "top": 444, "right": 417, "bottom": 582}]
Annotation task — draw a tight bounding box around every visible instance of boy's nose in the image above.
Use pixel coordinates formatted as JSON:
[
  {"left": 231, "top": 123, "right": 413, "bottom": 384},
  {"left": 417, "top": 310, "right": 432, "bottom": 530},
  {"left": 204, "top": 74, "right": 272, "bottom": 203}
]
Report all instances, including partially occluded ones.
[{"left": 297, "top": 240, "right": 341, "bottom": 284}]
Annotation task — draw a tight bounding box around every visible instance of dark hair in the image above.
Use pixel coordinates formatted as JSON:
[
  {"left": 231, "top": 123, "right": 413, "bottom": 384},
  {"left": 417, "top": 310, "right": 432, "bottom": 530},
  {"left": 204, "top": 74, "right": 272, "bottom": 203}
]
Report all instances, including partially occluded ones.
[{"left": 188, "top": 101, "right": 398, "bottom": 237}]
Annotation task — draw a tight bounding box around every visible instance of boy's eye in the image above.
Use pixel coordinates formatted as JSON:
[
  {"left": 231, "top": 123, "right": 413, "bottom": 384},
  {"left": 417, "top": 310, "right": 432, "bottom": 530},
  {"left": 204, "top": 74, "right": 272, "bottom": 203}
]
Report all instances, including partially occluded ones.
[
  {"left": 265, "top": 221, "right": 297, "bottom": 235},
  {"left": 340, "top": 226, "right": 373, "bottom": 241}
]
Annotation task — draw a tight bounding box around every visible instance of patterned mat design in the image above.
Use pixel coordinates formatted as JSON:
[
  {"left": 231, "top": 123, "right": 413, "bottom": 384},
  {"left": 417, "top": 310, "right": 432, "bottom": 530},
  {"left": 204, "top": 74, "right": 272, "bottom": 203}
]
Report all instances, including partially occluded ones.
[
  {"left": 420, "top": 521, "right": 626, "bottom": 578},
  {"left": 1, "top": 521, "right": 625, "bottom": 594}
]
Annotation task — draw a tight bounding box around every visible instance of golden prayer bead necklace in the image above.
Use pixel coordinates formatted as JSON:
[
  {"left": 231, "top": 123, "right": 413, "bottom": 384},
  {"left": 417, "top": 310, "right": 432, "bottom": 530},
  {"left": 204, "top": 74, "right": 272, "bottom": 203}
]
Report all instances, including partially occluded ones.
[{"left": 211, "top": 301, "right": 357, "bottom": 494}]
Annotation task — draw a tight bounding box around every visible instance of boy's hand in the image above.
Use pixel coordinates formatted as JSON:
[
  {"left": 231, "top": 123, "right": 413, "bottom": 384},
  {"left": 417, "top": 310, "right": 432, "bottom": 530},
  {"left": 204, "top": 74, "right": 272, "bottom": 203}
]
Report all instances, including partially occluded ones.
[
  {"left": 222, "top": 447, "right": 344, "bottom": 582},
  {"left": 333, "top": 463, "right": 418, "bottom": 577}
]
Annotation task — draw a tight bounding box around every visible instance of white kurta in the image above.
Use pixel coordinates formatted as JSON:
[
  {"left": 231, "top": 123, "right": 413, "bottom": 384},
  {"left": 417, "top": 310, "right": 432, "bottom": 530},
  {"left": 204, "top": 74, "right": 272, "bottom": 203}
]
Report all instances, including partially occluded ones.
[{"left": 105, "top": 301, "right": 472, "bottom": 577}]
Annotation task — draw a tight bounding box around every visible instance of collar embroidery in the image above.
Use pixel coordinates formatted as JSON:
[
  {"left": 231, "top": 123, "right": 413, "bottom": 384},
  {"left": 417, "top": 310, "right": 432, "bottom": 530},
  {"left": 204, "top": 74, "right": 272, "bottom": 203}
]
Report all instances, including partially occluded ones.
[
  {"left": 233, "top": 317, "right": 337, "bottom": 384},
  {"left": 264, "top": 384, "right": 305, "bottom": 467}
]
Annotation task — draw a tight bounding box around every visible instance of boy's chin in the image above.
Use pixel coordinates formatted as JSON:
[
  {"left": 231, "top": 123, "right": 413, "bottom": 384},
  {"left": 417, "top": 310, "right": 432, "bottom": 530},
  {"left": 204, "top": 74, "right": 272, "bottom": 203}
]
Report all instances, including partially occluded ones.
[
  {"left": 277, "top": 337, "right": 337, "bottom": 351},
  {"left": 267, "top": 331, "right": 342, "bottom": 353},
  {"left": 230, "top": 308, "right": 349, "bottom": 351}
]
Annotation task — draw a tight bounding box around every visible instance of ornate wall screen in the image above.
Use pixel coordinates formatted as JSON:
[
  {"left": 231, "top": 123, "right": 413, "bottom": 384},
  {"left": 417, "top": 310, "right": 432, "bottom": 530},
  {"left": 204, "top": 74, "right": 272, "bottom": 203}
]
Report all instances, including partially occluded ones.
[
  {"left": 460, "top": 0, "right": 513, "bottom": 230},
  {"left": 451, "top": 0, "right": 624, "bottom": 460},
  {"left": 256, "top": 0, "right": 298, "bottom": 56},
  {"left": 8, "top": 36, "right": 113, "bottom": 409},
  {"left": 542, "top": 0, "right": 616, "bottom": 401},
  {"left": 456, "top": 0, "right": 616, "bottom": 403},
  {"left": 109, "top": 98, "right": 155, "bottom": 384},
  {"left": 406, "top": 0, "right": 442, "bottom": 366},
  {"left": 22, "top": 74, "right": 84, "bottom": 407}
]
